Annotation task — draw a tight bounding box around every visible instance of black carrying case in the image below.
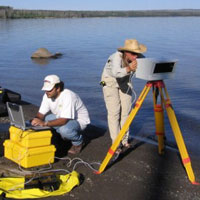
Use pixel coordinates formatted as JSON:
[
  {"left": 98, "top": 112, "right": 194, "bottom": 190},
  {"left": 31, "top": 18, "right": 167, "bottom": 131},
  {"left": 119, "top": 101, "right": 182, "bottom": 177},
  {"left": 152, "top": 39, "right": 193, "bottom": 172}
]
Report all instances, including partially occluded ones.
[{"left": 0, "top": 87, "right": 21, "bottom": 116}]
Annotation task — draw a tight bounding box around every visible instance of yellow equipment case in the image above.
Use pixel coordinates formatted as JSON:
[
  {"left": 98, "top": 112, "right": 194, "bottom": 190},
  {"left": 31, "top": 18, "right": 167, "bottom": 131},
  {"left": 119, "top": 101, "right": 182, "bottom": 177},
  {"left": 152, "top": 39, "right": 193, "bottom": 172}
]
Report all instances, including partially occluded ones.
[
  {"left": 4, "top": 140, "right": 56, "bottom": 168},
  {"left": 3, "top": 126, "right": 56, "bottom": 168},
  {"left": 9, "top": 126, "right": 52, "bottom": 148}
]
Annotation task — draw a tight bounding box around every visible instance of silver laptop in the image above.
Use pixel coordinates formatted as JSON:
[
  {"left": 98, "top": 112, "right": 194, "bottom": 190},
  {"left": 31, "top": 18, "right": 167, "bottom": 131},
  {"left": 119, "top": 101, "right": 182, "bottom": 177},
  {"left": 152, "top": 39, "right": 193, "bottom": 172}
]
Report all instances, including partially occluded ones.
[{"left": 6, "top": 102, "right": 50, "bottom": 131}]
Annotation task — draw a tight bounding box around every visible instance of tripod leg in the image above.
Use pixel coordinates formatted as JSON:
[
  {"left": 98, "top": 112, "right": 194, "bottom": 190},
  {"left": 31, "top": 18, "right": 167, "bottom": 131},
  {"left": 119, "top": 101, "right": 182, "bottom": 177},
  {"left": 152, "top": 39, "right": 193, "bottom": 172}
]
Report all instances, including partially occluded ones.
[
  {"left": 96, "top": 83, "right": 152, "bottom": 174},
  {"left": 153, "top": 90, "right": 165, "bottom": 155},
  {"left": 161, "top": 87, "right": 196, "bottom": 184}
]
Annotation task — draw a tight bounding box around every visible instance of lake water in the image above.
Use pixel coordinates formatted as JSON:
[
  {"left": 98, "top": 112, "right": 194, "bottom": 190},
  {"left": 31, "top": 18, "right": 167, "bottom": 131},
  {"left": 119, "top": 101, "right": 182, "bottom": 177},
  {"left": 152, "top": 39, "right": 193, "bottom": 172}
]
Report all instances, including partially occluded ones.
[{"left": 0, "top": 17, "right": 200, "bottom": 158}]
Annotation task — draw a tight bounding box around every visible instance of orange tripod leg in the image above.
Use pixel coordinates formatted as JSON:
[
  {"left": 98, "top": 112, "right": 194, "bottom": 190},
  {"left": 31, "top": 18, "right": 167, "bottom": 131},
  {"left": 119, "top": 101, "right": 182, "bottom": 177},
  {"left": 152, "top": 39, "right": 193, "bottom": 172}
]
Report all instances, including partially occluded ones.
[{"left": 96, "top": 82, "right": 152, "bottom": 174}]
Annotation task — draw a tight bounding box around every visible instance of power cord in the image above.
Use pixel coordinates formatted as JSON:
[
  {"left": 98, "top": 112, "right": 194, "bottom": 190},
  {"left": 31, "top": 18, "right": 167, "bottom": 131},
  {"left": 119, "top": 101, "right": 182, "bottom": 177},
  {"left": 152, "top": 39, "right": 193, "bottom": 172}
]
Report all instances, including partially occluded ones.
[
  {"left": 126, "top": 72, "right": 137, "bottom": 107},
  {"left": 9, "top": 155, "right": 101, "bottom": 191}
]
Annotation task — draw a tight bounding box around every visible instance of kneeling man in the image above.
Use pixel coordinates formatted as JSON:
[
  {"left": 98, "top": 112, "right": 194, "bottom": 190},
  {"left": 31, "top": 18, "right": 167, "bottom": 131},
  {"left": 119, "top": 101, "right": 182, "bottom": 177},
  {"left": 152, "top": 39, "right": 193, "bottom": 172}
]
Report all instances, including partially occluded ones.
[{"left": 31, "top": 75, "right": 90, "bottom": 154}]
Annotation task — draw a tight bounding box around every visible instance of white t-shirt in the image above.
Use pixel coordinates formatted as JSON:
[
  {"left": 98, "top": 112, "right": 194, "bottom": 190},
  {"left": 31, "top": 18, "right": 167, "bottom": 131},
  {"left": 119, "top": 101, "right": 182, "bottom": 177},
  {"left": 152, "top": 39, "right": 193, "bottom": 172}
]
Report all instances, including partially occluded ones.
[{"left": 39, "top": 89, "right": 90, "bottom": 130}]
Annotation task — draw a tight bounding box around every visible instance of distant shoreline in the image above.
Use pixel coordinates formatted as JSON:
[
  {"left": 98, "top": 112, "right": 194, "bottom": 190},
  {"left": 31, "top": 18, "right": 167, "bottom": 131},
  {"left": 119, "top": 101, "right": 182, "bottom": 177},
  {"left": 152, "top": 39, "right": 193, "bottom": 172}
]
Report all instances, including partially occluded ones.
[{"left": 1, "top": 6, "right": 200, "bottom": 18}]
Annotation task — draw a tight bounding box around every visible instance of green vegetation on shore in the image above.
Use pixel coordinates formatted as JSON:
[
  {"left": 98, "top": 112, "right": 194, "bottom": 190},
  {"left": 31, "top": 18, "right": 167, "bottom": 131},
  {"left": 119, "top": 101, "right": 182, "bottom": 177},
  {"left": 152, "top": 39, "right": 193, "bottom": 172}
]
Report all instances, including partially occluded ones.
[{"left": 1, "top": 6, "right": 200, "bottom": 19}]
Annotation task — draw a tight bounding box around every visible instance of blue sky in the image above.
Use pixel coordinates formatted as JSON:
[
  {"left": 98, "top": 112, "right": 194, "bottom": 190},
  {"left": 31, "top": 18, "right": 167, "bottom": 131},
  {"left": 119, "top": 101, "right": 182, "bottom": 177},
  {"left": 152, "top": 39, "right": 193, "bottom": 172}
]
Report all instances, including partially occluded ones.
[{"left": 0, "top": 0, "right": 200, "bottom": 11}]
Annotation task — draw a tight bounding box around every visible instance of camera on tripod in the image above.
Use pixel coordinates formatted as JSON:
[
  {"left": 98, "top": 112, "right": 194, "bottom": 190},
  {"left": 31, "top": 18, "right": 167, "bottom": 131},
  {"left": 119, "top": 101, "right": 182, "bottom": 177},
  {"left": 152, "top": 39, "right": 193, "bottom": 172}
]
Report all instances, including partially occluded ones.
[{"left": 135, "top": 58, "right": 178, "bottom": 81}]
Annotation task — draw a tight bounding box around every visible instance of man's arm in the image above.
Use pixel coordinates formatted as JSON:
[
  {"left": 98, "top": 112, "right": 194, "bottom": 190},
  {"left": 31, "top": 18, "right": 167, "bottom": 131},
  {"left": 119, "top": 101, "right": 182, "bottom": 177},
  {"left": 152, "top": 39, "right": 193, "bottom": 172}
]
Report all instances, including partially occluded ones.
[
  {"left": 31, "top": 112, "right": 69, "bottom": 127},
  {"left": 111, "top": 52, "right": 128, "bottom": 78},
  {"left": 35, "top": 112, "right": 45, "bottom": 120},
  {"left": 44, "top": 118, "right": 68, "bottom": 127}
]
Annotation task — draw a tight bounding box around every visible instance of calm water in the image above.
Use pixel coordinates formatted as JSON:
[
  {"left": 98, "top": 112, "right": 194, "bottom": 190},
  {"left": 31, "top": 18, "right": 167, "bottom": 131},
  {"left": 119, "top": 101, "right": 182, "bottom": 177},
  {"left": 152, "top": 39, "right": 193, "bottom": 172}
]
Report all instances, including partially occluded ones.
[{"left": 0, "top": 17, "right": 200, "bottom": 157}]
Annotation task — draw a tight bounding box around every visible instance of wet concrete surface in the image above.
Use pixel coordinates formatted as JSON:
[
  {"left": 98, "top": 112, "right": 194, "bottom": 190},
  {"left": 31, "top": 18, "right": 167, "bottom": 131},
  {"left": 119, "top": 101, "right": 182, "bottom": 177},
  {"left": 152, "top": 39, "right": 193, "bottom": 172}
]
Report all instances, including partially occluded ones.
[{"left": 0, "top": 102, "right": 200, "bottom": 200}]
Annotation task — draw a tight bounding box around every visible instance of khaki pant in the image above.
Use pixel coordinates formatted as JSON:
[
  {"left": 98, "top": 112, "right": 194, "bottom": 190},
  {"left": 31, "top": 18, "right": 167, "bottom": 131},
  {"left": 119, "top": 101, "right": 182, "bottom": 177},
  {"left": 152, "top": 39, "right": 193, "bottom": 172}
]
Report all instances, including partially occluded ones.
[{"left": 103, "top": 85, "right": 132, "bottom": 145}]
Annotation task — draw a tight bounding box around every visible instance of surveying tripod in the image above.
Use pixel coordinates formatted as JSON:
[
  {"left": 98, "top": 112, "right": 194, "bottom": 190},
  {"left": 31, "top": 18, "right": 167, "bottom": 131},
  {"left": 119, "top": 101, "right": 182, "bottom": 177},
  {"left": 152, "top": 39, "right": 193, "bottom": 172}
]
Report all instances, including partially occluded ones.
[{"left": 96, "top": 80, "right": 199, "bottom": 184}]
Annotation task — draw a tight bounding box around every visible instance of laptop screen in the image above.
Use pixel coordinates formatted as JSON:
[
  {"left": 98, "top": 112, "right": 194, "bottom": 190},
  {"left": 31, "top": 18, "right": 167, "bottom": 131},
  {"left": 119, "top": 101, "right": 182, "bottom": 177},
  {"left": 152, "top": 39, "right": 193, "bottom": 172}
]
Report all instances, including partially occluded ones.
[
  {"left": 153, "top": 62, "right": 175, "bottom": 73},
  {"left": 6, "top": 102, "right": 26, "bottom": 130}
]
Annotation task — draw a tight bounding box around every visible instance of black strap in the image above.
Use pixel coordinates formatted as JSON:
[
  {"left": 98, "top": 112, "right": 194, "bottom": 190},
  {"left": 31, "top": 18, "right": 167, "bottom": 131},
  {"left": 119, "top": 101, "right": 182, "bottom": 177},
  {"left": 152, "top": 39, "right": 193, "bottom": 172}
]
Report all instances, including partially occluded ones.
[{"left": 116, "top": 75, "right": 132, "bottom": 95}]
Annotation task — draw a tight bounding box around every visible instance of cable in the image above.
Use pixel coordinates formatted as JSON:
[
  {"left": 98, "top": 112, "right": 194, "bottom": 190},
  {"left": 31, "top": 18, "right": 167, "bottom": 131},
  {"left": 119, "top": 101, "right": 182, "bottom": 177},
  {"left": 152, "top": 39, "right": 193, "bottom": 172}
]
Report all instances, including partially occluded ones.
[
  {"left": 17, "top": 155, "right": 101, "bottom": 177},
  {"left": 64, "top": 157, "right": 101, "bottom": 172},
  {"left": 8, "top": 155, "right": 100, "bottom": 191},
  {"left": 126, "top": 72, "right": 137, "bottom": 107},
  {"left": 130, "top": 73, "right": 137, "bottom": 106}
]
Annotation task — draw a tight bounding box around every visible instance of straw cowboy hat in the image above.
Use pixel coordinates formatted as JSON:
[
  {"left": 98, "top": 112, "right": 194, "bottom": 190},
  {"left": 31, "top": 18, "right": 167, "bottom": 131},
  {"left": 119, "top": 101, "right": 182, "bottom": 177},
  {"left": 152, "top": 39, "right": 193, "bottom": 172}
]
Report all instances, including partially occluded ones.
[
  {"left": 31, "top": 48, "right": 62, "bottom": 59},
  {"left": 118, "top": 39, "right": 147, "bottom": 53}
]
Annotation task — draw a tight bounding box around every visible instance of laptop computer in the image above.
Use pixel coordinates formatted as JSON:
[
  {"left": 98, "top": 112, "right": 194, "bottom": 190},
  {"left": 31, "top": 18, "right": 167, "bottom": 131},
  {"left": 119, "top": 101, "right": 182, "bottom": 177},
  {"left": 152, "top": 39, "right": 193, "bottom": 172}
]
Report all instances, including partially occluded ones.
[{"left": 6, "top": 102, "right": 50, "bottom": 131}]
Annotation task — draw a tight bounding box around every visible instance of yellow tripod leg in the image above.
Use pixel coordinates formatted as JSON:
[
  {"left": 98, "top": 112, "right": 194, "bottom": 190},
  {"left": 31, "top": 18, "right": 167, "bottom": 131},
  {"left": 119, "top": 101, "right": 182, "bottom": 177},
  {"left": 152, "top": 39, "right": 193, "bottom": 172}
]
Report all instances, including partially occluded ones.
[
  {"left": 96, "top": 83, "right": 152, "bottom": 174},
  {"left": 153, "top": 88, "right": 165, "bottom": 155},
  {"left": 152, "top": 82, "right": 165, "bottom": 155},
  {"left": 154, "top": 104, "right": 165, "bottom": 155},
  {"left": 161, "top": 88, "right": 196, "bottom": 183}
]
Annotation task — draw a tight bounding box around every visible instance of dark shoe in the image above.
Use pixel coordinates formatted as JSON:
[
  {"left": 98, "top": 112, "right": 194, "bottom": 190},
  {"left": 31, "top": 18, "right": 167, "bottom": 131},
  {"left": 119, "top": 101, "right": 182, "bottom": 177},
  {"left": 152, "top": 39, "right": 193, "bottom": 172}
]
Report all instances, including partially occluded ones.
[
  {"left": 111, "top": 147, "right": 122, "bottom": 162},
  {"left": 68, "top": 143, "right": 83, "bottom": 154},
  {"left": 115, "top": 147, "right": 122, "bottom": 154}
]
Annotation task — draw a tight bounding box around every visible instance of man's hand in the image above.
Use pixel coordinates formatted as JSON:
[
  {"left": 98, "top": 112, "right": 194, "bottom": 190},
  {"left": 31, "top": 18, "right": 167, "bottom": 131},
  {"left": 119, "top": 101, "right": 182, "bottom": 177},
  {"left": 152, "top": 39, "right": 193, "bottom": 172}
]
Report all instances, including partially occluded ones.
[
  {"left": 126, "top": 60, "right": 137, "bottom": 73},
  {"left": 129, "top": 60, "right": 137, "bottom": 72},
  {"left": 31, "top": 118, "right": 46, "bottom": 126},
  {"left": 31, "top": 117, "right": 68, "bottom": 127}
]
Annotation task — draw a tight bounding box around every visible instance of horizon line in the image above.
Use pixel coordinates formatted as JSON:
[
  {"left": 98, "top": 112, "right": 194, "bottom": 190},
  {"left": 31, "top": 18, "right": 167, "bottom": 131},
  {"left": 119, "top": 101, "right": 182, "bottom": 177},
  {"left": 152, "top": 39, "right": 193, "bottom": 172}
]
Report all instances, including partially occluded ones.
[{"left": 1, "top": 6, "right": 200, "bottom": 12}]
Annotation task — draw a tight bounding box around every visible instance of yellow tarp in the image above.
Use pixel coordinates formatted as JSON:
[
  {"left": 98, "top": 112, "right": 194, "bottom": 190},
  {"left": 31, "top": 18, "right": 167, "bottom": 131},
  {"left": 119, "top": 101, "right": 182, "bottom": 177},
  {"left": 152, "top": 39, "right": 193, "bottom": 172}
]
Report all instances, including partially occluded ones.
[{"left": 0, "top": 171, "right": 79, "bottom": 199}]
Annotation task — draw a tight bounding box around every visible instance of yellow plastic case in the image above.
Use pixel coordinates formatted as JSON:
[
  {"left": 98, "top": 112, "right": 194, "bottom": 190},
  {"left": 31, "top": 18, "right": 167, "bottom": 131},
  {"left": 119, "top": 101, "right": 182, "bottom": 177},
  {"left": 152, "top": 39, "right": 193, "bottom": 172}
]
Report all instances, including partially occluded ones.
[
  {"left": 4, "top": 140, "right": 56, "bottom": 168},
  {"left": 9, "top": 126, "right": 52, "bottom": 148}
]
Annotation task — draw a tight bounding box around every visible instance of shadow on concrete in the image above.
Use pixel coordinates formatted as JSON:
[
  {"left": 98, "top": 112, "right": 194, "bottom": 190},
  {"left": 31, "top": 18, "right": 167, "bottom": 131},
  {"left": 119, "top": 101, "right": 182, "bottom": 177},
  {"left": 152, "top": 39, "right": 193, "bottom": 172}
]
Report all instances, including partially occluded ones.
[
  {"left": 82, "top": 124, "right": 106, "bottom": 144},
  {"left": 52, "top": 124, "right": 106, "bottom": 159},
  {"left": 106, "top": 140, "right": 146, "bottom": 171},
  {"left": 105, "top": 136, "right": 192, "bottom": 200}
]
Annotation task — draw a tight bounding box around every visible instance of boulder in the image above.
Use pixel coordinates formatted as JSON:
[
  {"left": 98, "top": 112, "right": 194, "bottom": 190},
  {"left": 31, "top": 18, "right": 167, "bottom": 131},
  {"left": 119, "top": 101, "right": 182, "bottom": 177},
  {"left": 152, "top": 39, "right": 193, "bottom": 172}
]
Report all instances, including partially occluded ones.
[{"left": 31, "top": 48, "right": 62, "bottom": 59}]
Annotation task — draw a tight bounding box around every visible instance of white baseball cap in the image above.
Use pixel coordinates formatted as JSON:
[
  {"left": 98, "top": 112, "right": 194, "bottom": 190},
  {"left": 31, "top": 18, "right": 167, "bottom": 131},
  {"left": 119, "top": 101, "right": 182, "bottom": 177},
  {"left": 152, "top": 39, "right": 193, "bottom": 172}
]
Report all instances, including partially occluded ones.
[{"left": 41, "top": 75, "right": 60, "bottom": 91}]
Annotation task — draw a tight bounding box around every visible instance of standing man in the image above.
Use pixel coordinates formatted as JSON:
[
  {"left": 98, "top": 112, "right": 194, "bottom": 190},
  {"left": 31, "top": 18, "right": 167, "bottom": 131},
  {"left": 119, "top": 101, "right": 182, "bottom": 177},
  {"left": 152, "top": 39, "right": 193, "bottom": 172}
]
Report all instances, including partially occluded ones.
[
  {"left": 101, "top": 39, "right": 147, "bottom": 152},
  {"left": 31, "top": 75, "right": 90, "bottom": 154}
]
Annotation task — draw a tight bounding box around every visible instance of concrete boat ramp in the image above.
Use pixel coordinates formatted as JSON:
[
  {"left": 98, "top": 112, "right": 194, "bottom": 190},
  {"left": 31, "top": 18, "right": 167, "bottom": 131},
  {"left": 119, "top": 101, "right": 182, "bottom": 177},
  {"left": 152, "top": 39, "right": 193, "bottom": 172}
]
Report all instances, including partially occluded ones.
[{"left": 0, "top": 102, "right": 200, "bottom": 200}]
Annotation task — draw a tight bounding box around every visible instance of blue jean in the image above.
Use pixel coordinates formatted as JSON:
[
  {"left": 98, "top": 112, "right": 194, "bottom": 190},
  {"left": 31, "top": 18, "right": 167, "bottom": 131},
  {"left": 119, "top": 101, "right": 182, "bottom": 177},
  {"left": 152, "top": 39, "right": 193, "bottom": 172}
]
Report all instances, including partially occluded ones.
[{"left": 45, "top": 114, "right": 83, "bottom": 146}]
